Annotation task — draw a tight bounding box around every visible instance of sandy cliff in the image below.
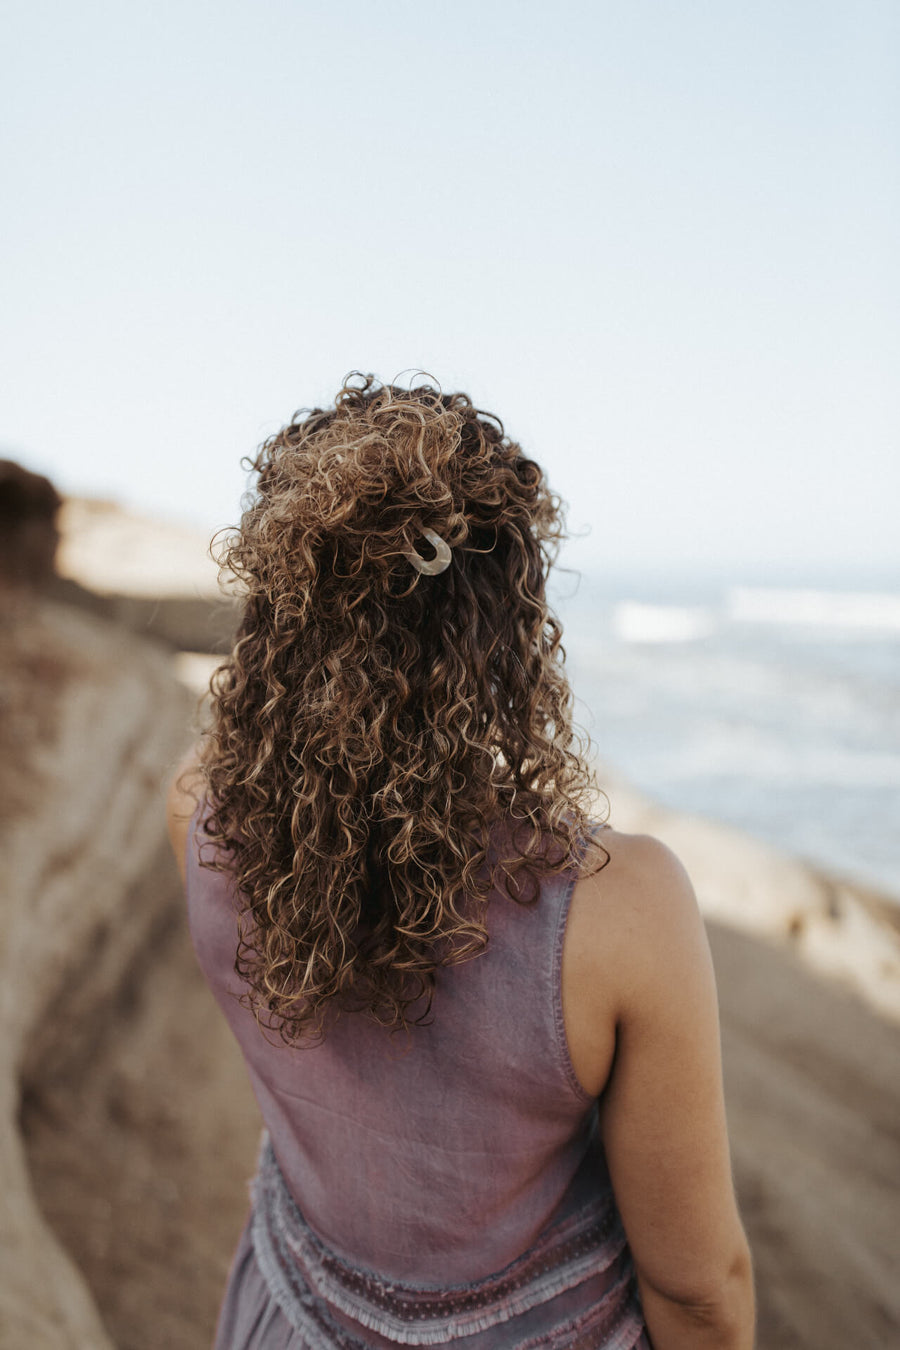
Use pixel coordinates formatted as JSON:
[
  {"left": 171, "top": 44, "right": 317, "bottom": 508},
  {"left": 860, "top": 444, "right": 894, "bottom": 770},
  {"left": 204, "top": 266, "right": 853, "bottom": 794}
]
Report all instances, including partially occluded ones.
[{"left": 0, "top": 595, "right": 195, "bottom": 1349}]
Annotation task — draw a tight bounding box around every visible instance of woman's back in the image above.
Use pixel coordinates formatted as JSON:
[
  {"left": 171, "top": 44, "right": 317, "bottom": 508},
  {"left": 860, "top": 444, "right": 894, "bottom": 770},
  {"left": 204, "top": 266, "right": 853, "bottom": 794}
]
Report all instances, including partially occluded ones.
[
  {"left": 169, "top": 375, "right": 754, "bottom": 1348},
  {"left": 185, "top": 808, "right": 649, "bottom": 1347},
  {"left": 187, "top": 811, "right": 614, "bottom": 1286}
]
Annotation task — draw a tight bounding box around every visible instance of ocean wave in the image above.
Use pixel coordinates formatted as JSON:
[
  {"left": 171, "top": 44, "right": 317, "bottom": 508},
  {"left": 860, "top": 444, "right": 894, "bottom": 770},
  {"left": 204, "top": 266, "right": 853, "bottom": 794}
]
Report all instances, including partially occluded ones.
[
  {"left": 648, "top": 729, "right": 900, "bottom": 788},
  {"left": 612, "top": 601, "right": 717, "bottom": 644},
  {"left": 728, "top": 588, "right": 900, "bottom": 633}
]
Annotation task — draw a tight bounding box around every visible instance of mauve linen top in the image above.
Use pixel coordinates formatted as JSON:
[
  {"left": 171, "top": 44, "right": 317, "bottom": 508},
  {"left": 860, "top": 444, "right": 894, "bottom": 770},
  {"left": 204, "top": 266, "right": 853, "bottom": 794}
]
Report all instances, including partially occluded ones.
[{"left": 186, "top": 810, "right": 647, "bottom": 1348}]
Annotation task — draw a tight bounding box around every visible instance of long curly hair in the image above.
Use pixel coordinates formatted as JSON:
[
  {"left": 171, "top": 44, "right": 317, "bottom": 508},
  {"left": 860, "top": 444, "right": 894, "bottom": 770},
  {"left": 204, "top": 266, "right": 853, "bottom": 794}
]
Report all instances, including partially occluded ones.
[{"left": 200, "top": 374, "right": 604, "bottom": 1043}]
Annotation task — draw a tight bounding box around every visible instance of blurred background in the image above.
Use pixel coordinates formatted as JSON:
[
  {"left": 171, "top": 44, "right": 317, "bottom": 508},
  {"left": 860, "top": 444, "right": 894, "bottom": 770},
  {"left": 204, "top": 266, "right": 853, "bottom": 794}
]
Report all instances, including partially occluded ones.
[
  {"left": 2, "top": 3, "right": 899, "bottom": 1348},
  {"left": 4, "top": 0, "right": 899, "bottom": 895}
]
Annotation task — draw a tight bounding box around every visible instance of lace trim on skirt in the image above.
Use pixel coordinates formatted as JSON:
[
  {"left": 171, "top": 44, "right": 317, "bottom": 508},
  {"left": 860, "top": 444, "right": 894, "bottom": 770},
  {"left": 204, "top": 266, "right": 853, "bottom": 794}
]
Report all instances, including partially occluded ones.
[{"left": 249, "top": 1134, "right": 644, "bottom": 1347}]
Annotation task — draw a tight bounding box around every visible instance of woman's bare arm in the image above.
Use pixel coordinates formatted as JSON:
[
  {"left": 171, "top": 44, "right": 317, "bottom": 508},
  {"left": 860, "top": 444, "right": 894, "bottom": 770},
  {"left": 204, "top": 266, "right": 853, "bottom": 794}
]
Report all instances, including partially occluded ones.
[{"left": 570, "top": 831, "right": 754, "bottom": 1349}]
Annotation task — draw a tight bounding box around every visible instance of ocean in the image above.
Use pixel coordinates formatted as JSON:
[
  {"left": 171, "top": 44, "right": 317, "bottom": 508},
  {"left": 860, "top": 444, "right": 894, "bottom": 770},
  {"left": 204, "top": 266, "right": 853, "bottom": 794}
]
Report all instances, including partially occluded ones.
[{"left": 552, "top": 571, "right": 900, "bottom": 905}]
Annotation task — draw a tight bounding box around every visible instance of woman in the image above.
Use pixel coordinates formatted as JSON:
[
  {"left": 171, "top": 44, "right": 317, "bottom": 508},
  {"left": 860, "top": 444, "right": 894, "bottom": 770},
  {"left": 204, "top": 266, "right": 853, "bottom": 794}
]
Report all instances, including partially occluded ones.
[{"left": 168, "top": 376, "right": 754, "bottom": 1349}]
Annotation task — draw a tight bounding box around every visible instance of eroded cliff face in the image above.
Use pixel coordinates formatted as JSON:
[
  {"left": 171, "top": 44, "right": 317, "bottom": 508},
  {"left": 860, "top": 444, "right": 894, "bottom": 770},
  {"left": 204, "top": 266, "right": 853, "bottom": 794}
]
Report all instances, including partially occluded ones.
[
  {"left": 0, "top": 465, "right": 249, "bottom": 1349},
  {"left": 0, "top": 594, "right": 197, "bottom": 1348},
  {"left": 0, "top": 468, "right": 261, "bottom": 1349},
  {"left": 0, "top": 460, "right": 61, "bottom": 593}
]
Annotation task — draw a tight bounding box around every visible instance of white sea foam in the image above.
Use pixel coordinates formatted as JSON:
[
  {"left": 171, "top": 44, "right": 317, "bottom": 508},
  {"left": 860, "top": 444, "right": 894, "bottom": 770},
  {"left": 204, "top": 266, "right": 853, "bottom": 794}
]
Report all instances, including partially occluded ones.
[
  {"left": 728, "top": 587, "right": 900, "bottom": 632},
  {"left": 651, "top": 729, "right": 900, "bottom": 788},
  {"left": 561, "top": 576, "right": 900, "bottom": 903},
  {"left": 612, "top": 601, "right": 717, "bottom": 644}
]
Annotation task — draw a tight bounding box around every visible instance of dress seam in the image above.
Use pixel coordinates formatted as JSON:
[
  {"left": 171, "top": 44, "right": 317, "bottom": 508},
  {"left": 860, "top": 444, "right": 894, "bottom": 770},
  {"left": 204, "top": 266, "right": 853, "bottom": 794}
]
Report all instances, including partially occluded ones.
[{"left": 551, "top": 856, "right": 597, "bottom": 1110}]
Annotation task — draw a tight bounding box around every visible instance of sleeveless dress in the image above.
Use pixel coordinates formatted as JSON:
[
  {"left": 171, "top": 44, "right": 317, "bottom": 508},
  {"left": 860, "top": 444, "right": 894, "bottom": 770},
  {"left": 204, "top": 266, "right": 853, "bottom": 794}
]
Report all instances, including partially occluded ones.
[{"left": 186, "top": 812, "right": 649, "bottom": 1349}]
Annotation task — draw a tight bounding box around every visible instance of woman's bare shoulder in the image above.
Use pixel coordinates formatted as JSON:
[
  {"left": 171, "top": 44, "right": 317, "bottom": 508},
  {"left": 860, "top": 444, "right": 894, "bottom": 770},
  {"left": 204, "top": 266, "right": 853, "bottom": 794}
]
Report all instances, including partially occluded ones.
[
  {"left": 564, "top": 827, "right": 709, "bottom": 1076},
  {"left": 574, "top": 827, "right": 701, "bottom": 957}
]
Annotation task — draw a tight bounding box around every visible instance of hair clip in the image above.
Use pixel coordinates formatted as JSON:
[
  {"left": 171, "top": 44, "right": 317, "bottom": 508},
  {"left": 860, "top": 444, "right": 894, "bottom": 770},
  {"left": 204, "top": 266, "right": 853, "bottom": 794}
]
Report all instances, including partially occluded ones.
[{"left": 405, "top": 528, "right": 452, "bottom": 576}]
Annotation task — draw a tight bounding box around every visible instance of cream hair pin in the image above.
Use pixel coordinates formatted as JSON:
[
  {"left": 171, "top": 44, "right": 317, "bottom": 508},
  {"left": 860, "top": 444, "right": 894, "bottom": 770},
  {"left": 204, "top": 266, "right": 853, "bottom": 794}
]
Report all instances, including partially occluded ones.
[{"left": 405, "top": 528, "right": 452, "bottom": 576}]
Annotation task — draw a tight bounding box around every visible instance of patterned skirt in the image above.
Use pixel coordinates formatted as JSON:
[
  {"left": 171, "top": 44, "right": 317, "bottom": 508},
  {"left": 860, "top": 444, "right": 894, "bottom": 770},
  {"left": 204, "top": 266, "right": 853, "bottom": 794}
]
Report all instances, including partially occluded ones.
[{"left": 214, "top": 1137, "right": 649, "bottom": 1350}]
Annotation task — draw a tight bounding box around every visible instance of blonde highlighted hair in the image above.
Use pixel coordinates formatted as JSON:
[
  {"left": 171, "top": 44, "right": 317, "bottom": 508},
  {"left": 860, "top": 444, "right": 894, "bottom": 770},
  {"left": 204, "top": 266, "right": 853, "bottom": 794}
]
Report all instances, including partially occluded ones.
[{"left": 200, "top": 374, "right": 602, "bottom": 1042}]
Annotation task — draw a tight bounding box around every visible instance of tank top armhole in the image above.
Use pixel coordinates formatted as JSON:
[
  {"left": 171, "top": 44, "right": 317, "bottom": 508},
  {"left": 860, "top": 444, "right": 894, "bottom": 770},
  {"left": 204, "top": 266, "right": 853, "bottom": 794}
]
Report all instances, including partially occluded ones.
[{"left": 551, "top": 861, "right": 598, "bottom": 1109}]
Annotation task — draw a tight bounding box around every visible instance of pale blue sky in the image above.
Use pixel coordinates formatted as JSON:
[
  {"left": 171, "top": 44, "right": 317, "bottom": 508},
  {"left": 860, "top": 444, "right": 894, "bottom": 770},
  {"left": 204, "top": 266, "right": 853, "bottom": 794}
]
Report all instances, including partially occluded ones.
[{"left": 2, "top": 0, "right": 898, "bottom": 580}]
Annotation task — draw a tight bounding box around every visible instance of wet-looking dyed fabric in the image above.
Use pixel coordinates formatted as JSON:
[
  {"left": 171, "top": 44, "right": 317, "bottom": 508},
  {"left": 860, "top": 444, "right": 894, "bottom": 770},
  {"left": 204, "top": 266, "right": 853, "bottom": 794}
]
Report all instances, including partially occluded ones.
[{"left": 186, "top": 812, "right": 648, "bottom": 1349}]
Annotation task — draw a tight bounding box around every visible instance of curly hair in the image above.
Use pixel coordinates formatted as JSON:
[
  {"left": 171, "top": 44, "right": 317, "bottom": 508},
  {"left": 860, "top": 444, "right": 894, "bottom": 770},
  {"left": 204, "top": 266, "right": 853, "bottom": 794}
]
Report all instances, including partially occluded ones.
[{"left": 200, "top": 374, "right": 604, "bottom": 1043}]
